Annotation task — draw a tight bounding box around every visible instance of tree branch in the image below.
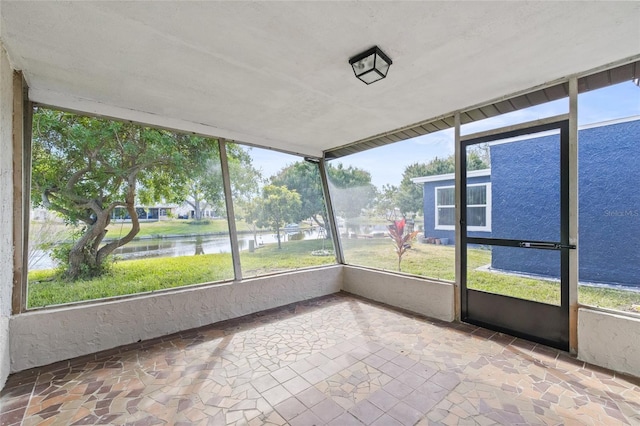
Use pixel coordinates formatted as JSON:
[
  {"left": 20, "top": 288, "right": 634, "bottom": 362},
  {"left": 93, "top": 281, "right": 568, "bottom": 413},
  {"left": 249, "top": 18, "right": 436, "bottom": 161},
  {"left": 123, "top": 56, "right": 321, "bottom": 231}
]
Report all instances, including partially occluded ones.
[
  {"left": 97, "top": 172, "right": 140, "bottom": 263},
  {"left": 105, "top": 200, "right": 127, "bottom": 215},
  {"left": 46, "top": 186, "right": 92, "bottom": 206},
  {"left": 66, "top": 164, "right": 91, "bottom": 192},
  {"left": 42, "top": 190, "right": 93, "bottom": 225}
]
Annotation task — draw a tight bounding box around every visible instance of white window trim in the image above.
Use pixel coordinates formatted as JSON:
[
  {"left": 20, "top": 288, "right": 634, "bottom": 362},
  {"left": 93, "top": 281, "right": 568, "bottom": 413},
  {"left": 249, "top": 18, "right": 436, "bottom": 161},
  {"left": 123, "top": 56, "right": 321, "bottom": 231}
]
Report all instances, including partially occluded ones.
[
  {"left": 434, "top": 185, "right": 455, "bottom": 231},
  {"left": 434, "top": 183, "right": 491, "bottom": 232}
]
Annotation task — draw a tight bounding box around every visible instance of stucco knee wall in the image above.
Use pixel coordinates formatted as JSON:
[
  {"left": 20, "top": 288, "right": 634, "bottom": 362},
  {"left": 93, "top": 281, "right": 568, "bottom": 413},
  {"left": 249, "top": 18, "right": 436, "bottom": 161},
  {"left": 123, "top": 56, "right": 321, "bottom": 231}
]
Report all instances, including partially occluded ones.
[
  {"left": 578, "top": 308, "right": 640, "bottom": 378},
  {"left": 0, "top": 317, "right": 9, "bottom": 388},
  {"left": 10, "top": 266, "right": 342, "bottom": 372},
  {"left": 342, "top": 266, "right": 455, "bottom": 322}
]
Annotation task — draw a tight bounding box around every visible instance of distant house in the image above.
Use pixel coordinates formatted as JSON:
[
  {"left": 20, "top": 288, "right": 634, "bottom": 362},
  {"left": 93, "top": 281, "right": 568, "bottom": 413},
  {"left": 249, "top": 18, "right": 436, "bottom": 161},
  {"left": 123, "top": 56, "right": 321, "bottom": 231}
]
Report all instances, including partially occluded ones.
[
  {"left": 111, "top": 204, "right": 177, "bottom": 221},
  {"left": 413, "top": 117, "right": 640, "bottom": 287},
  {"left": 412, "top": 169, "right": 492, "bottom": 245}
]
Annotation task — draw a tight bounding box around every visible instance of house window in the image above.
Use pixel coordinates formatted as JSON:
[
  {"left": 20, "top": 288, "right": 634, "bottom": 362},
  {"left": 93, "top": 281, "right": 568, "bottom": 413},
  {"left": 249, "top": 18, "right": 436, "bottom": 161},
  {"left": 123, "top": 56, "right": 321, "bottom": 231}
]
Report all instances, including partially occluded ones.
[
  {"left": 435, "top": 187, "right": 456, "bottom": 227},
  {"left": 435, "top": 183, "right": 491, "bottom": 232}
]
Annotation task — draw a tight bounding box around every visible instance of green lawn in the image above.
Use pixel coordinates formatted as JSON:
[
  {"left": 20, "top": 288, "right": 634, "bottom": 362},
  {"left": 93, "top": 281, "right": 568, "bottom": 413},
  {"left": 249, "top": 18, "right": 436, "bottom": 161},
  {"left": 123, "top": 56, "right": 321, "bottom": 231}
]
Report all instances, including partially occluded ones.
[
  {"left": 27, "top": 236, "right": 638, "bottom": 313},
  {"left": 27, "top": 239, "right": 334, "bottom": 308},
  {"left": 106, "top": 218, "right": 252, "bottom": 238},
  {"left": 30, "top": 218, "right": 278, "bottom": 242},
  {"left": 343, "top": 238, "right": 639, "bottom": 312},
  {"left": 343, "top": 237, "right": 456, "bottom": 280}
]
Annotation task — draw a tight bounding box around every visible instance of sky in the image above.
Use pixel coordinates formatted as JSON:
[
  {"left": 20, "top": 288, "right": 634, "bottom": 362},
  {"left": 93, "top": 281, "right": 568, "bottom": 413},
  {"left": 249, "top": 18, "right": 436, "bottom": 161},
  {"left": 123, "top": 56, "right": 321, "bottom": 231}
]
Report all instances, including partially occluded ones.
[{"left": 250, "top": 81, "right": 640, "bottom": 188}]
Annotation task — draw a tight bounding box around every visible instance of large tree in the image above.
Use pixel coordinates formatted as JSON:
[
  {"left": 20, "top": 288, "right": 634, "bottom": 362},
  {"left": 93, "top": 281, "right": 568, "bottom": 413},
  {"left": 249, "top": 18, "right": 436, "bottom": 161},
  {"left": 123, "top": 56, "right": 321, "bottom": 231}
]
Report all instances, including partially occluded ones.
[
  {"left": 227, "top": 144, "right": 262, "bottom": 202},
  {"left": 32, "top": 108, "right": 222, "bottom": 280},
  {"left": 375, "top": 184, "right": 400, "bottom": 220},
  {"left": 182, "top": 144, "right": 259, "bottom": 220},
  {"left": 230, "top": 147, "right": 264, "bottom": 243},
  {"left": 183, "top": 170, "right": 218, "bottom": 221},
  {"left": 269, "top": 161, "right": 376, "bottom": 237},
  {"left": 397, "top": 162, "right": 440, "bottom": 215},
  {"left": 270, "top": 161, "right": 327, "bottom": 228},
  {"left": 238, "top": 198, "right": 262, "bottom": 246},
  {"left": 257, "top": 185, "right": 302, "bottom": 249},
  {"left": 327, "top": 163, "right": 376, "bottom": 221}
]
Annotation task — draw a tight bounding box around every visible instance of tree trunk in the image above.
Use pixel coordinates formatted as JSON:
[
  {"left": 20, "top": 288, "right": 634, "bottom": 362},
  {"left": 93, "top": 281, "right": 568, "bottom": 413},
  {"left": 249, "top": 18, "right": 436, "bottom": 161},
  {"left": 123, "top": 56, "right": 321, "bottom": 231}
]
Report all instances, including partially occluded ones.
[
  {"left": 251, "top": 225, "right": 258, "bottom": 246},
  {"left": 194, "top": 235, "right": 204, "bottom": 255},
  {"left": 66, "top": 212, "right": 109, "bottom": 279},
  {"left": 313, "top": 214, "right": 331, "bottom": 239},
  {"left": 194, "top": 201, "right": 202, "bottom": 220},
  {"left": 66, "top": 244, "right": 90, "bottom": 279},
  {"left": 65, "top": 176, "right": 141, "bottom": 280},
  {"left": 276, "top": 224, "right": 282, "bottom": 249},
  {"left": 96, "top": 188, "right": 140, "bottom": 265},
  {"left": 186, "top": 199, "right": 208, "bottom": 221}
]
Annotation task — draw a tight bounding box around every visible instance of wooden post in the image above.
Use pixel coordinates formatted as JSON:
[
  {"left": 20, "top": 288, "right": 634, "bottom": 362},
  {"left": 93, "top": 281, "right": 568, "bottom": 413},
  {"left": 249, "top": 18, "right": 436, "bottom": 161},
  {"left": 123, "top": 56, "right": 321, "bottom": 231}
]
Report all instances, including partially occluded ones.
[{"left": 12, "top": 71, "right": 27, "bottom": 314}]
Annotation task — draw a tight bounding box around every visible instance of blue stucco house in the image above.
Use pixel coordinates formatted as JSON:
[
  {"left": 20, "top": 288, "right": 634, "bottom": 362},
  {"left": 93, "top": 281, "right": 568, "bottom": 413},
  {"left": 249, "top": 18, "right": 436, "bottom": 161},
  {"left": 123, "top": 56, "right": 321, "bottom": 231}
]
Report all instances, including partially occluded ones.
[{"left": 413, "top": 117, "right": 640, "bottom": 288}]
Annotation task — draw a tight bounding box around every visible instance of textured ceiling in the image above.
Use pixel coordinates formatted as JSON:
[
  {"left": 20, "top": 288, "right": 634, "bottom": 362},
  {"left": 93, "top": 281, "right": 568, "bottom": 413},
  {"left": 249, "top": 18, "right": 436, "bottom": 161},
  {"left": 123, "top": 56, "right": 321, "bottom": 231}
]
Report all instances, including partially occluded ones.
[{"left": 1, "top": 1, "right": 639, "bottom": 156}]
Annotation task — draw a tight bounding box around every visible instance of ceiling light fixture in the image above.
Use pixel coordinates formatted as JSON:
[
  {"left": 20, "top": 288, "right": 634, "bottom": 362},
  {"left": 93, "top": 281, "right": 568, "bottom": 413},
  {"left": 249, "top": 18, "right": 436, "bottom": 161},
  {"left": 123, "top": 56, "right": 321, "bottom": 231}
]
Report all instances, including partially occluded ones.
[{"left": 349, "top": 46, "right": 392, "bottom": 85}]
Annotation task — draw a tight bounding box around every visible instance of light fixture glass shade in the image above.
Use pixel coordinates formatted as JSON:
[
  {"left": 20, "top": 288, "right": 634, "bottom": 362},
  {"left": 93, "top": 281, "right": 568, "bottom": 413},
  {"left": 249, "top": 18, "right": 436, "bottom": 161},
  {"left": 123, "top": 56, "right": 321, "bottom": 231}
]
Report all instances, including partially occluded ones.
[
  {"left": 376, "top": 56, "right": 390, "bottom": 76},
  {"left": 359, "top": 70, "right": 384, "bottom": 84},
  {"left": 352, "top": 55, "right": 375, "bottom": 75},
  {"left": 349, "top": 46, "right": 392, "bottom": 85}
]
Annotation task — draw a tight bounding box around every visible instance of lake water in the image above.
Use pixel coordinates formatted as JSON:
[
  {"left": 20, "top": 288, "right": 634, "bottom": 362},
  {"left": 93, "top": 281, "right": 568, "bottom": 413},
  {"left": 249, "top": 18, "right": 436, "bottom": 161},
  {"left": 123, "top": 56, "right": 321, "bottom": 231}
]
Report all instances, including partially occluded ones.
[{"left": 29, "top": 228, "right": 325, "bottom": 271}]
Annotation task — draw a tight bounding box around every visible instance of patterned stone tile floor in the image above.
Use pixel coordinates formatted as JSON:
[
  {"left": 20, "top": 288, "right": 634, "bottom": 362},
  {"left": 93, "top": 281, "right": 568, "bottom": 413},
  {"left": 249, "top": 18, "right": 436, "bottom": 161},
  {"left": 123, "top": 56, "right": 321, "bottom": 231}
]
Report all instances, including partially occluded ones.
[{"left": 1, "top": 293, "right": 639, "bottom": 425}]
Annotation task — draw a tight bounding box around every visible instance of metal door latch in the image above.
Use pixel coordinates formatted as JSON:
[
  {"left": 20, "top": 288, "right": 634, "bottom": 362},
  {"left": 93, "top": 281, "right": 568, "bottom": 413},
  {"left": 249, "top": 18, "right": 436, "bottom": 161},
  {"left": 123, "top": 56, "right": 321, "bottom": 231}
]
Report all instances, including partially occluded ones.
[{"left": 519, "top": 242, "right": 576, "bottom": 250}]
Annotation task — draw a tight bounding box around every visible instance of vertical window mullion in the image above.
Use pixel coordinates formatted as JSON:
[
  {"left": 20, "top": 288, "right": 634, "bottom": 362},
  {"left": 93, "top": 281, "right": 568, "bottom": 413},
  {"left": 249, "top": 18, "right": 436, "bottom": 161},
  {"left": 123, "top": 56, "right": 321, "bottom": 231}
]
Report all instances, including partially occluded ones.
[{"left": 219, "top": 139, "right": 243, "bottom": 281}]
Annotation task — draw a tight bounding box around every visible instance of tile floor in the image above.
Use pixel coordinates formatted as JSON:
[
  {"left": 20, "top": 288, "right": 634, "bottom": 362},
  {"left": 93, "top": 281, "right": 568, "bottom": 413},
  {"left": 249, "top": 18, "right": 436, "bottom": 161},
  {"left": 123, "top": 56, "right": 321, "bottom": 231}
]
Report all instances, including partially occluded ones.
[{"left": 1, "top": 293, "right": 639, "bottom": 425}]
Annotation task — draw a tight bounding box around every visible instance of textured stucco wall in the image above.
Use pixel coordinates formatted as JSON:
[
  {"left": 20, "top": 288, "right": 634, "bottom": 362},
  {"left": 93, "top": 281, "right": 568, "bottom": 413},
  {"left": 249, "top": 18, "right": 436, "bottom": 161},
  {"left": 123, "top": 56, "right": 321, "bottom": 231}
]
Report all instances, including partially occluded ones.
[
  {"left": 0, "top": 44, "right": 14, "bottom": 390},
  {"left": 10, "top": 266, "right": 342, "bottom": 372},
  {"left": 342, "top": 265, "right": 454, "bottom": 322},
  {"left": 490, "top": 134, "right": 562, "bottom": 277},
  {"left": 578, "top": 308, "right": 640, "bottom": 378},
  {"left": 491, "top": 120, "right": 640, "bottom": 285},
  {"left": 421, "top": 174, "right": 491, "bottom": 243},
  {"left": 577, "top": 120, "right": 640, "bottom": 285}
]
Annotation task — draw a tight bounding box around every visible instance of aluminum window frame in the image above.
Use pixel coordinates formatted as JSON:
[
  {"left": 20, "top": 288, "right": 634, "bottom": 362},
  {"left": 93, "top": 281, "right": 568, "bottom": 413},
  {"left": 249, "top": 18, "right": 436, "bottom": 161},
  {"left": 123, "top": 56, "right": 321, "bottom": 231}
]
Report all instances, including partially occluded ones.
[{"left": 16, "top": 104, "right": 340, "bottom": 312}]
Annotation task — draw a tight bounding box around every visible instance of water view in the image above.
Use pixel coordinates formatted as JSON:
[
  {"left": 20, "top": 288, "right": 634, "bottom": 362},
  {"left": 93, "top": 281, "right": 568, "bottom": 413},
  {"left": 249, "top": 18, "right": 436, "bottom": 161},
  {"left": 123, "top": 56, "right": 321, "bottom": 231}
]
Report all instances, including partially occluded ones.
[{"left": 30, "top": 227, "right": 328, "bottom": 271}]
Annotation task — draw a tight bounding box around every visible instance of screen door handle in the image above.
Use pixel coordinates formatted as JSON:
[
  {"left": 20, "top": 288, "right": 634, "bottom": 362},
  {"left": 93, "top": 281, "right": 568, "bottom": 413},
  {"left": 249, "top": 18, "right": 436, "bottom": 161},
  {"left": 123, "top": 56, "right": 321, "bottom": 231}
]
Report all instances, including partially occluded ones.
[{"left": 519, "top": 241, "right": 575, "bottom": 250}]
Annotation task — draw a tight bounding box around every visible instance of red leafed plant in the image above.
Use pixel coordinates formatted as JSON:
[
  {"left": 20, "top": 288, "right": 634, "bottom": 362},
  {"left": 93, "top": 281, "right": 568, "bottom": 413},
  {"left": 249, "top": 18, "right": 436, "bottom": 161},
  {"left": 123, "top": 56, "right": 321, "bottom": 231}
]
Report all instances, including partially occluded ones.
[{"left": 387, "top": 218, "right": 420, "bottom": 271}]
